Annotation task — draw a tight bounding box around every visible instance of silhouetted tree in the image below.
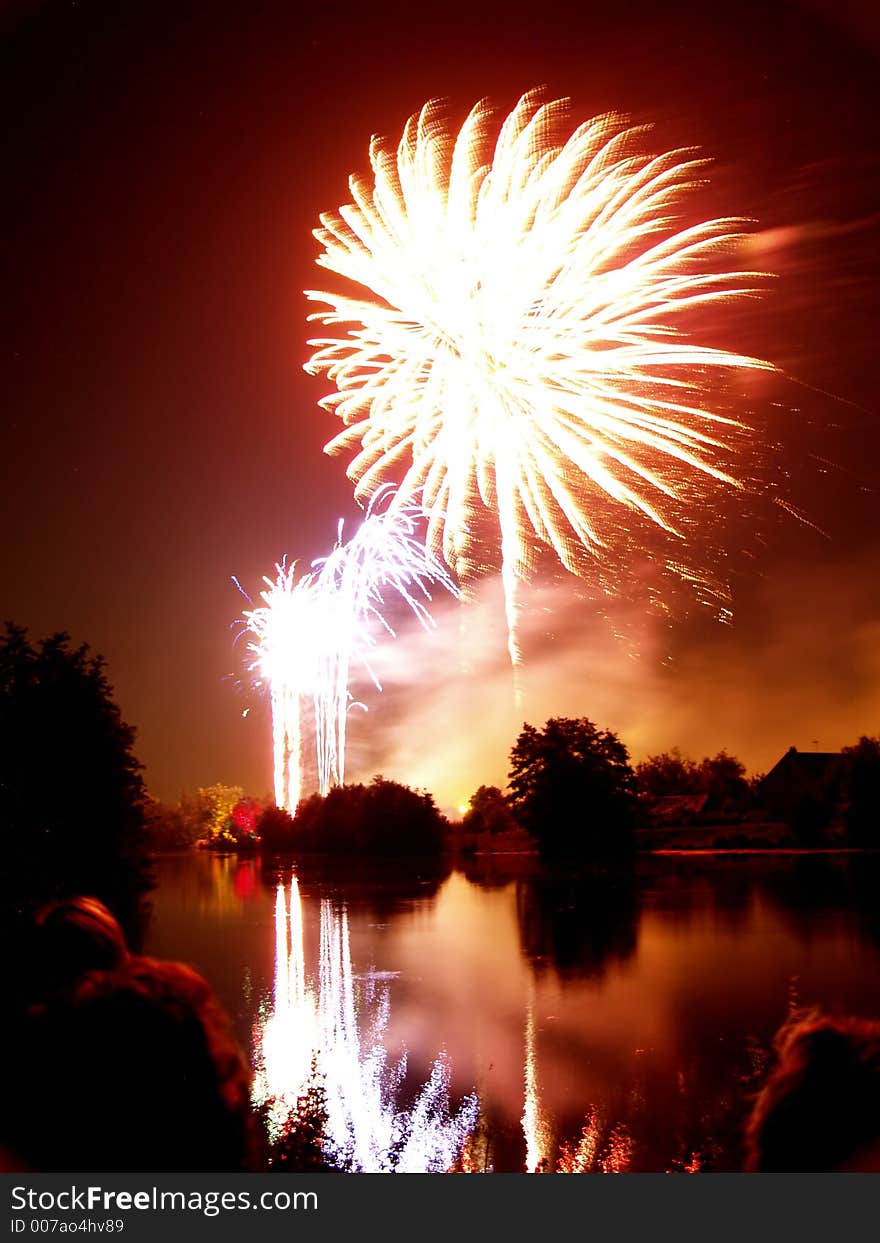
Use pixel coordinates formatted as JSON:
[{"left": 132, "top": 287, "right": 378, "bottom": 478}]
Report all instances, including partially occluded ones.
[
  {"left": 0, "top": 623, "right": 151, "bottom": 933},
  {"left": 462, "top": 784, "right": 520, "bottom": 835},
  {"left": 143, "top": 799, "right": 194, "bottom": 851},
  {"left": 508, "top": 717, "right": 637, "bottom": 857},
  {"left": 637, "top": 748, "right": 750, "bottom": 814},
  {"left": 697, "top": 750, "right": 749, "bottom": 811},
  {"left": 842, "top": 736, "right": 880, "bottom": 846},
  {"left": 293, "top": 776, "right": 447, "bottom": 856},
  {"left": 636, "top": 749, "right": 701, "bottom": 796},
  {"left": 256, "top": 804, "right": 297, "bottom": 852}
]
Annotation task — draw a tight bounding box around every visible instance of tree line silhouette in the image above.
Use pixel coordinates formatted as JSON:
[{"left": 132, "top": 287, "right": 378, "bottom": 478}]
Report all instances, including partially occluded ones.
[{"left": 3, "top": 622, "right": 880, "bottom": 894}]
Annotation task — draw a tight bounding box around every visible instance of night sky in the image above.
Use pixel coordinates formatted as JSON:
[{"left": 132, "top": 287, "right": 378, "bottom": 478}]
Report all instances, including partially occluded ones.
[{"left": 3, "top": 0, "right": 879, "bottom": 809}]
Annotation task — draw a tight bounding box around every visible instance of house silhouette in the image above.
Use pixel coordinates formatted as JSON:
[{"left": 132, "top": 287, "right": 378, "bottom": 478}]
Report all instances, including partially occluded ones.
[{"left": 760, "top": 746, "right": 843, "bottom": 822}]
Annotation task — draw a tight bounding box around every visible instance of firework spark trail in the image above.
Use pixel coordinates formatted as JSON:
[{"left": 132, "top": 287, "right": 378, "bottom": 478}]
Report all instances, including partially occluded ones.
[
  {"left": 309, "top": 486, "right": 459, "bottom": 794},
  {"left": 239, "top": 493, "right": 457, "bottom": 811},
  {"left": 241, "top": 560, "right": 322, "bottom": 812},
  {"left": 306, "top": 90, "right": 774, "bottom": 664}
]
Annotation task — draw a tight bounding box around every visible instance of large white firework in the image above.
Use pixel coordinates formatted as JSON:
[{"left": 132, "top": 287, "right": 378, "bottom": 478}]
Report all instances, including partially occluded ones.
[{"left": 305, "top": 90, "right": 772, "bottom": 663}]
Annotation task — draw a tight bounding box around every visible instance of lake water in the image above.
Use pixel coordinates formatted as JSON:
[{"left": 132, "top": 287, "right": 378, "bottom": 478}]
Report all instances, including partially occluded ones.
[{"left": 144, "top": 850, "right": 880, "bottom": 1172}]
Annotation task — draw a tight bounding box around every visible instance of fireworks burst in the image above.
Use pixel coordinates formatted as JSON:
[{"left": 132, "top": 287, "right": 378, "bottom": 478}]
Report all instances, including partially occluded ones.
[
  {"left": 309, "top": 486, "right": 458, "bottom": 794},
  {"left": 239, "top": 492, "right": 457, "bottom": 811},
  {"left": 239, "top": 559, "right": 322, "bottom": 813},
  {"left": 306, "top": 90, "right": 773, "bottom": 664}
]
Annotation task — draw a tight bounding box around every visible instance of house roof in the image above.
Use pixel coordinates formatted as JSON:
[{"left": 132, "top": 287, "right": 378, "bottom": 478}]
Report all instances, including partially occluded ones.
[
  {"left": 648, "top": 793, "right": 708, "bottom": 824},
  {"left": 762, "top": 748, "right": 841, "bottom": 784}
]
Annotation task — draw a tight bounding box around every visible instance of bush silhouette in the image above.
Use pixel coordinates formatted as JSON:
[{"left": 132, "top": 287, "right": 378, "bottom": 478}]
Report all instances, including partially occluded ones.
[
  {"left": 292, "top": 777, "right": 447, "bottom": 856},
  {"left": 256, "top": 804, "right": 297, "bottom": 852}
]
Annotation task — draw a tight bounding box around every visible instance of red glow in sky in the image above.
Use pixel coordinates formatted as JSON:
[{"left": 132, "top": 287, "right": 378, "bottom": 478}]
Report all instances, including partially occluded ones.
[{"left": 2, "top": 0, "right": 878, "bottom": 804}]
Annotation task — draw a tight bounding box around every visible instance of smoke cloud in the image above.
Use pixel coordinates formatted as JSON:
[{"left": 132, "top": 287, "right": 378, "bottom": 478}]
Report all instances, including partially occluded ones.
[{"left": 340, "top": 553, "right": 880, "bottom": 812}]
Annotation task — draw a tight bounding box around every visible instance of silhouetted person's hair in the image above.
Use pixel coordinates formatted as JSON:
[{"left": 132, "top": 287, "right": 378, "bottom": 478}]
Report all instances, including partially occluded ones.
[
  {"left": 746, "top": 1010, "right": 880, "bottom": 1171},
  {"left": 30, "top": 896, "right": 129, "bottom": 1000},
  {"left": 9, "top": 958, "right": 254, "bottom": 1171}
]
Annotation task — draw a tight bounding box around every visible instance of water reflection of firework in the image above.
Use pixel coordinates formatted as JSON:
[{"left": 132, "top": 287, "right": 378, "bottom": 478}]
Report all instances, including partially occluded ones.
[
  {"left": 522, "top": 978, "right": 633, "bottom": 1173},
  {"left": 522, "top": 984, "right": 551, "bottom": 1172},
  {"left": 253, "top": 880, "right": 478, "bottom": 1172}
]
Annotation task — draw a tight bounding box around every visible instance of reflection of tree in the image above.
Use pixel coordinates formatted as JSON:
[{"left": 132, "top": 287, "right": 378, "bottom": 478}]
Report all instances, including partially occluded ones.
[
  {"left": 643, "top": 853, "right": 856, "bottom": 940},
  {"left": 258, "top": 856, "right": 451, "bottom": 923},
  {"left": 758, "top": 854, "right": 856, "bottom": 945},
  {"left": 515, "top": 865, "right": 638, "bottom": 978},
  {"left": 849, "top": 855, "right": 880, "bottom": 946},
  {"left": 759, "top": 853, "right": 880, "bottom": 950},
  {"left": 457, "top": 851, "right": 537, "bottom": 891},
  {"left": 644, "top": 855, "right": 758, "bottom": 936}
]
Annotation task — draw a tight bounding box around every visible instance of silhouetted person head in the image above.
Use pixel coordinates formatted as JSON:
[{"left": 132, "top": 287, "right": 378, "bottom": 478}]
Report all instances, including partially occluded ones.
[
  {"left": 9, "top": 957, "right": 254, "bottom": 1171},
  {"left": 30, "top": 896, "right": 129, "bottom": 1000},
  {"left": 746, "top": 1010, "right": 880, "bottom": 1171}
]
